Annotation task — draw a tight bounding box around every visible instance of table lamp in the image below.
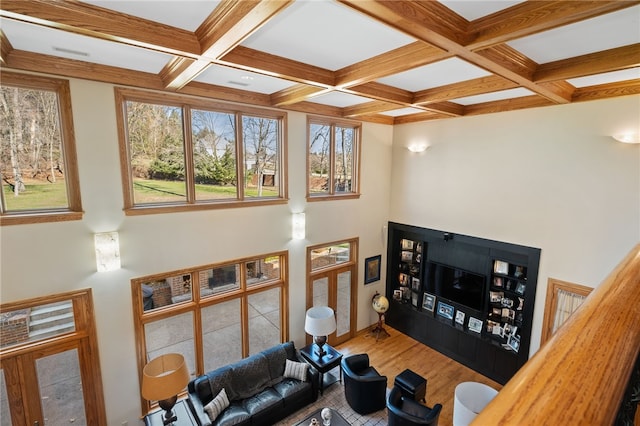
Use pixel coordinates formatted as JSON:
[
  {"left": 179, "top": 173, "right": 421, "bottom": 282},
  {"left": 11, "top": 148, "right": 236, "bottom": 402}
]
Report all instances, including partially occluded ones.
[
  {"left": 141, "top": 353, "right": 190, "bottom": 425},
  {"left": 305, "top": 306, "right": 336, "bottom": 357}
]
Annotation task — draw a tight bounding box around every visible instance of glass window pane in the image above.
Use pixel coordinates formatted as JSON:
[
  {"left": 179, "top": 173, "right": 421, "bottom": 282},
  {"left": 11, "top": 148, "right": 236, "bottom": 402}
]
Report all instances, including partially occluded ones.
[
  {"left": 248, "top": 288, "right": 281, "bottom": 355},
  {"left": 199, "top": 264, "right": 240, "bottom": 298},
  {"left": 201, "top": 299, "right": 242, "bottom": 372},
  {"left": 1, "top": 86, "right": 69, "bottom": 211},
  {"left": 334, "top": 126, "right": 354, "bottom": 193},
  {"left": 310, "top": 243, "right": 351, "bottom": 271},
  {"left": 140, "top": 274, "right": 192, "bottom": 312},
  {"left": 308, "top": 123, "right": 330, "bottom": 195},
  {"left": 126, "top": 101, "right": 186, "bottom": 204},
  {"left": 36, "top": 349, "right": 86, "bottom": 425},
  {"left": 0, "top": 369, "right": 11, "bottom": 426},
  {"left": 312, "top": 277, "right": 329, "bottom": 307},
  {"left": 337, "top": 271, "right": 351, "bottom": 337},
  {"left": 246, "top": 256, "right": 281, "bottom": 287},
  {"left": 144, "top": 311, "right": 195, "bottom": 377},
  {"left": 242, "top": 116, "right": 279, "bottom": 199},
  {"left": 191, "top": 109, "right": 238, "bottom": 201},
  {"left": 0, "top": 300, "right": 75, "bottom": 350}
]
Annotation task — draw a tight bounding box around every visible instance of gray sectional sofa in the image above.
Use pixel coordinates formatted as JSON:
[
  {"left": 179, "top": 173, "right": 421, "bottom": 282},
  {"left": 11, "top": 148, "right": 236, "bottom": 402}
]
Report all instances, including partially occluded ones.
[{"left": 187, "top": 341, "right": 319, "bottom": 426}]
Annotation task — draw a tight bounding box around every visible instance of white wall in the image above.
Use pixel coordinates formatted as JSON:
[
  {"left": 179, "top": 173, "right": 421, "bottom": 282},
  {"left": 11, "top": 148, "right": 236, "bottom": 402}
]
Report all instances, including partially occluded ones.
[
  {"left": 0, "top": 77, "right": 393, "bottom": 425},
  {"left": 390, "top": 95, "right": 640, "bottom": 356}
]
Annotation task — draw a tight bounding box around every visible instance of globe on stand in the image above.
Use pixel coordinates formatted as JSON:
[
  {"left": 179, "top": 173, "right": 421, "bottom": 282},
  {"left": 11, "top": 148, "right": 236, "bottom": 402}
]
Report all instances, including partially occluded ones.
[{"left": 371, "top": 292, "right": 390, "bottom": 341}]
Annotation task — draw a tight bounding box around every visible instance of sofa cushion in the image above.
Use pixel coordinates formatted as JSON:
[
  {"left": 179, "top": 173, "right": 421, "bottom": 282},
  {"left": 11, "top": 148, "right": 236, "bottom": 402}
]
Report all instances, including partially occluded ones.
[
  {"left": 204, "top": 388, "right": 229, "bottom": 422},
  {"left": 284, "top": 359, "right": 308, "bottom": 382},
  {"left": 229, "top": 353, "right": 270, "bottom": 400}
]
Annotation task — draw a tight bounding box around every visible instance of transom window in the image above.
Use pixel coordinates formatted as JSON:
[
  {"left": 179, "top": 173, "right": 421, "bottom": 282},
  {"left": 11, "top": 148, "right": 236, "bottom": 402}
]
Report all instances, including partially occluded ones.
[
  {"left": 307, "top": 116, "right": 360, "bottom": 200},
  {"left": 116, "top": 88, "right": 287, "bottom": 214},
  {"left": 0, "top": 72, "right": 82, "bottom": 225}
]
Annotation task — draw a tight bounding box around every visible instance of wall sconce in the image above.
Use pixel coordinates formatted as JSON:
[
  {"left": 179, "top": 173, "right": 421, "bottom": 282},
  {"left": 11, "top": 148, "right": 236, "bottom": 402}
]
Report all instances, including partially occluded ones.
[
  {"left": 407, "top": 143, "right": 429, "bottom": 153},
  {"left": 612, "top": 133, "right": 639, "bottom": 144},
  {"left": 292, "top": 212, "right": 306, "bottom": 240},
  {"left": 94, "top": 231, "right": 121, "bottom": 272}
]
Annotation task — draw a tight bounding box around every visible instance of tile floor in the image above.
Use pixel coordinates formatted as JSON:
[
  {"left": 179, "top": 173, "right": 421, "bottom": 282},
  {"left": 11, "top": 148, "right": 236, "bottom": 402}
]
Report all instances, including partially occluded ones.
[{"left": 275, "top": 366, "right": 389, "bottom": 426}]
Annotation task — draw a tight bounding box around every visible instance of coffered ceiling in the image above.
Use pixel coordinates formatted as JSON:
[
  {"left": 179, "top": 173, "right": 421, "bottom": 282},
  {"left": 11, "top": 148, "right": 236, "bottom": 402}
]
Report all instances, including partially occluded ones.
[{"left": 1, "top": 0, "right": 639, "bottom": 124}]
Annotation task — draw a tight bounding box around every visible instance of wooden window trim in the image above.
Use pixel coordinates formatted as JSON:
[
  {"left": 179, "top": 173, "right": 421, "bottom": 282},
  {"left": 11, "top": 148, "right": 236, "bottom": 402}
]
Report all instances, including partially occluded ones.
[
  {"left": 540, "top": 277, "right": 593, "bottom": 345},
  {"left": 306, "top": 115, "right": 361, "bottom": 201},
  {"left": 131, "top": 251, "right": 289, "bottom": 415},
  {"left": 115, "top": 87, "right": 288, "bottom": 215},
  {"left": 0, "top": 72, "right": 83, "bottom": 226}
]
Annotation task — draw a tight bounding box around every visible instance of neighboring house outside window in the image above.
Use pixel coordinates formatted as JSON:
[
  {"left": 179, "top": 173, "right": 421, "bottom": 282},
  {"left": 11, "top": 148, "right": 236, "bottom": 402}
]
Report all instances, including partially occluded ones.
[
  {"left": 307, "top": 116, "right": 361, "bottom": 201},
  {"left": 0, "top": 72, "right": 83, "bottom": 225},
  {"left": 115, "top": 87, "right": 287, "bottom": 215}
]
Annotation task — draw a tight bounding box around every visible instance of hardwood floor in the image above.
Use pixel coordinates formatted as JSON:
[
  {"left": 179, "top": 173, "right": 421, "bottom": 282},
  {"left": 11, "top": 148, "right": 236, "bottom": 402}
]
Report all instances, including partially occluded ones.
[{"left": 334, "top": 325, "right": 502, "bottom": 425}]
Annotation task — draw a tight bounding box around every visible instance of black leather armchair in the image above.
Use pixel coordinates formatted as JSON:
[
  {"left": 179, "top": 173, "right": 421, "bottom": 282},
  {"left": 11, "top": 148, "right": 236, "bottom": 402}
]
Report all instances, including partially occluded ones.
[
  {"left": 387, "top": 386, "right": 442, "bottom": 426},
  {"left": 341, "top": 353, "right": 387, "bottom": 414}
]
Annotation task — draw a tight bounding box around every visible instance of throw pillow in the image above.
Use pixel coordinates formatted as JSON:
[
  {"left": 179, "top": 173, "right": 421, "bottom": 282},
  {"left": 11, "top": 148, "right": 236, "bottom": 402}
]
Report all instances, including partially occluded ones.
[
  {"left": 204, "top": 388, "right": 229, "bottom": 422},
  {"left": 283, "top": 359, "right": 308, "bottom": 382}
]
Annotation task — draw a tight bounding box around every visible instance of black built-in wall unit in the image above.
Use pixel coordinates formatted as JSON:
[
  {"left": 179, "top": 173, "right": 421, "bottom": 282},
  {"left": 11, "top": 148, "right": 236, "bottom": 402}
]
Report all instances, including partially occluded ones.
[{"left": 385, "top": 222, "right": 541, "bottom": 384}]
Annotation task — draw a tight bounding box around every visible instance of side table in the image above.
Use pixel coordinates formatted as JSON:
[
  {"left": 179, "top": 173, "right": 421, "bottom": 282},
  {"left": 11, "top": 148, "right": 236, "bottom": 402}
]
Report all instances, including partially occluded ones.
[
  {"left": 299, "top": 343, "right": 343, "bottom": 395},
  {"left": 143, "top": 400, "right": 197, "bottom": 426}
]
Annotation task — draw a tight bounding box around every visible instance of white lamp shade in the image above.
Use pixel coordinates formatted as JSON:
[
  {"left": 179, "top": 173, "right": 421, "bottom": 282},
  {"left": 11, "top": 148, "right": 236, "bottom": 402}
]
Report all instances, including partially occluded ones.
[{"left": 304, "top": 306, "right": 336, "bottom": 336}]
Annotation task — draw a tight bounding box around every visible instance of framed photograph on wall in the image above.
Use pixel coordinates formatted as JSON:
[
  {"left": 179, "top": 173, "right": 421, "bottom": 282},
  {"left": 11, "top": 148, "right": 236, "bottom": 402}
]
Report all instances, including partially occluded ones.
[
  {"left": 401, "top": 239, "right": 414, "bottom": 250},
  {"left": 455, "top": 310, "right": 466, "bottom": 325},
  {"left": 401, "top": 251, "right": 413, "bottom": 263},
  {"left": 468, "top": 317, "right": 483, "bottom": 333},
  {"left": 437, "top": 301, "right": 455, "bottom": 320},
  {"left": 507, "top": 334, "right": 521, "bottom": 352},
  {"left": 422, "top": 293, "right": 436, "bottom": 312},
  {"left": 516, "top": 282, "right": 526, "bottom": 295},
  {"left": 494, "top": 260, "right": 509, "bottom": 274},
  {"left": 411, "top": 277, "right": 421, "bottom": 291},
  {"left": 364, "top": 255, "right": 381, "bottom": 284},
  {"left": 393, "top": 289, "right": 402, "bottom": 301}
]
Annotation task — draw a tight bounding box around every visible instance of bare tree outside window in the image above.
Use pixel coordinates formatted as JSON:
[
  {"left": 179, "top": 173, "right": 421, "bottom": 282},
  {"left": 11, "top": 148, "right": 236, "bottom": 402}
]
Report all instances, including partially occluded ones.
[
  {"left": 307, "top": 118, "right": 360, "bottom": 199},
  {"left": 0, "top": 73, "right": 82, "bottom": 225}
]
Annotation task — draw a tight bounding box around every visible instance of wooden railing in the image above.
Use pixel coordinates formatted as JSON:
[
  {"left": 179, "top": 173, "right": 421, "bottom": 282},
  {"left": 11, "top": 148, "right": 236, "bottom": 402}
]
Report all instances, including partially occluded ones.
[{"left": 473, "top": 243, "right": 640, "bottom": 425}]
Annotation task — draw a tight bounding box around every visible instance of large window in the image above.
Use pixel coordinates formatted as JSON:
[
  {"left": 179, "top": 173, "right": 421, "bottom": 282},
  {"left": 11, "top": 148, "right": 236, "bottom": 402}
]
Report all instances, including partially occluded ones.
[
  {"left": 131, "top": 252, "right": 288, "bottom": 414},
  {"left": 307, "top": 117, "right": 360, "bottom": 200},
  {"left": 0, "top": 72, "right": 82, "bottom": 225},
  {"left": 116, "top": 88, "right": 287, "bottom": 214}
]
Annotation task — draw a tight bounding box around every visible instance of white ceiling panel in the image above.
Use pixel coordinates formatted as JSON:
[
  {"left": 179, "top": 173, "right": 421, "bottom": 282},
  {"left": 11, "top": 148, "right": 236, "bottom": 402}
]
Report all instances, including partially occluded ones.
[
  {"left": 381, "top": 107, "right": 426, "bottom": 117},
  {"left": 568, "top": 68, "right": 640, "bottom": 88},
  {"left": 439, "top": 1, "right": 525, "bottom": 21},
  {"left": 1, "top": 18, "right": 171, "bottom": 74},
  {"left": 241, "top": 0, "right": 415, "bottom": 71},
  {"left": 194, "top": 64, "right": 297, "bottom": 94},
  {"left": 376, "top": 58, "right": 492, "bottom": 92},
  {"left": 508, "top": 5, "right": 640, "bottom": 64},
  {"left": 311, "top": 91, "right": 372, "bottom": 108},
  {"left": 453, "top": 88, "right": 535, "bottom": 105},
  {"left": 80, "top": 0, "right": 220, "bottom": 31}
]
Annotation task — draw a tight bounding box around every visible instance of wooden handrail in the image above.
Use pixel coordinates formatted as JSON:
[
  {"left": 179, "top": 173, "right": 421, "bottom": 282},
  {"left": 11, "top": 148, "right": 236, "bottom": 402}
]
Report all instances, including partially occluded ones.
[{"left": 473, "top": 243, "right": 640, "bottom": 425}]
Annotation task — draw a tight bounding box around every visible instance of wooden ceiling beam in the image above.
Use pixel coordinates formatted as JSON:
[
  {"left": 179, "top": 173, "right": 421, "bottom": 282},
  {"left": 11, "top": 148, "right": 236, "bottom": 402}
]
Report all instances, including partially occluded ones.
[
  {"left": 571, "top": 79, "right": 640, "bottom": 102},
  {"left": 0, "top": 0, "right": 200, "bottom": 55},
  {"left": 464, "top": 95, "right": 555, "bottom": 116},
  {"left": 270, "top": 84, "right": 331, "bottom": 107},
  {"left": 534, "top": 44, "right": 640, "bottom": 82},
  {"left": 335, "top": 41, "right": 451, "bottom": 88},
  {"left": 346, "top": 81, "right": 413, "bottom": 104},
  {"left": 468, "top": 1, "right": 640, "bottom": 50},
  {"left": 339, "top": 0, "right": 573, "bottom": 104},
  {"left": 413, "top": 75, "right": 519, "bottom": 105},
  {"left": 220, "top": 46, "right": 335, "bottom": 87},
  {"left": 163, "top": 0, "right": 294, "bottom": 90},
  {"left": 343, "top": 100, "right": 404, "bottom": 117},
  {"left": 1, "top": 29, "right": 13, "bottom": 65}
]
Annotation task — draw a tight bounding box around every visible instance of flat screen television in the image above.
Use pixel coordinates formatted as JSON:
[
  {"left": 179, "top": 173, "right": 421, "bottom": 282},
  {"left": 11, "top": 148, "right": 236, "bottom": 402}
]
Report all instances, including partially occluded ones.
[{"left": 426, "top": 262, "right": 486, "bottom": 311}]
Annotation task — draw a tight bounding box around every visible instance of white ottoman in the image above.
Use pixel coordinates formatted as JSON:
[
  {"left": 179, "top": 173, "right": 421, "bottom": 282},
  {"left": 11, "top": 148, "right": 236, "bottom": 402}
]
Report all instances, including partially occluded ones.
[{"left": 453, "top": 381, "right": 498, "bottom": 426}]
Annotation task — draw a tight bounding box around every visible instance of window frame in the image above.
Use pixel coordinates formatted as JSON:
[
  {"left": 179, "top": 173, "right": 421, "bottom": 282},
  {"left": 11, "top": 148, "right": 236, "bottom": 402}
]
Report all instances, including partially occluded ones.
[
  {"left": 0, "top": 72, "right": 83, "bottom": 226},
  {"left": 306, "top": 115, "right": 361, "bottom": 201},
  {"left": 131, "top": 251, "right": 289, "bottom": 415},
  {"left": 115, "top": 87, "right": 288, "bottom": 215}
]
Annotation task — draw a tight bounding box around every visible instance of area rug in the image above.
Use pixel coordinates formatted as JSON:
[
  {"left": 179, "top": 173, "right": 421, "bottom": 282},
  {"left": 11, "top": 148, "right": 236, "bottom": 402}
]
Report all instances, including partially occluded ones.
[{"left": 275, "top": 380, "right": 389, "bottom": 426}]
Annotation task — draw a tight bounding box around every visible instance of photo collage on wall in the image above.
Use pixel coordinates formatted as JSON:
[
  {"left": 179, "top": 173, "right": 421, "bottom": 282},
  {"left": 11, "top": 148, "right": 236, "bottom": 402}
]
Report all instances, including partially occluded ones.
[
  {"left": 488, "top": 259, "right": 527, "bottom": 353},
  {"left": 395, "top": 238, "right": 423, "bottom": 309}
]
